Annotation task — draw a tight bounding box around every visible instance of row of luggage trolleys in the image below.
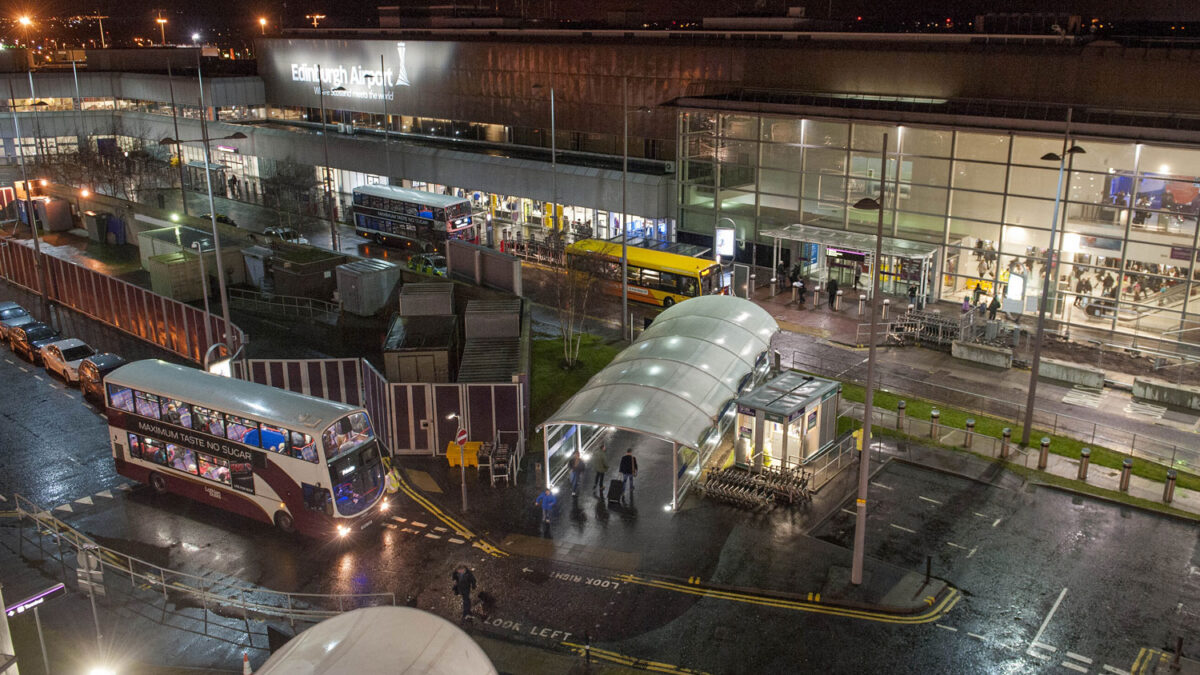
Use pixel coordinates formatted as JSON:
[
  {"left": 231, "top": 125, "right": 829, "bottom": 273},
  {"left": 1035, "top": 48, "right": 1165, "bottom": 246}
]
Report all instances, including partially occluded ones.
[{"left": 697, "top": 465, "right": 813, "bottom": 511}]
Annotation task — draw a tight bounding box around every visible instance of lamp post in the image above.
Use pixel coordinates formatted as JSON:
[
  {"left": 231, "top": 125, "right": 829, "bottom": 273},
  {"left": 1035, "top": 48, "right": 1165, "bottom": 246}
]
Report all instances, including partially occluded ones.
[
  {"left": 316, "top": 65, "right": 346, "bottom": 251},
  {"left": 190, "top": 239, "right": 214, "bottom": 349},
  {"left": 306, "top": 14, "right": 326, "bottom": 28},
  {"left": 259, "top": 17, "right": 268, "bottom": 35},
  {"left": 159, "top": 131, "right": 247, "bottom": 353},
  {"left": 447, "top": 413, "right": 468, "bottom": 512},
  {"left": 849, "top": 132, "right": 889, "bottom": 586},
  {"left": 620, "top": 76, "right": 653, "bottom": 340},
  {"left": 532, "top": 83, "right": 558, "bottom": 235},
  {"left": 7, "top": 79, "right": 51, "bottom": 324},
  {"left": 364, "top": 57, "right": 392, "bottom": 181},
  {"left": 156, "top": 16, "right": 168, "bottom": 46},
  {"left": 1019, "top": 140, "right": 1086, "bottom": 448},
  {"left": 166, "top": 61, "right": 188, "bottom": 214}
]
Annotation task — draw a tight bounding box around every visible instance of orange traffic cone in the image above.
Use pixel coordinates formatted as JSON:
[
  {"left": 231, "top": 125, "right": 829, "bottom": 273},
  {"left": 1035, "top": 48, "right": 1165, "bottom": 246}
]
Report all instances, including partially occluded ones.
[{"left": 242, "top": 652, "right": 252, "bottom": 675}]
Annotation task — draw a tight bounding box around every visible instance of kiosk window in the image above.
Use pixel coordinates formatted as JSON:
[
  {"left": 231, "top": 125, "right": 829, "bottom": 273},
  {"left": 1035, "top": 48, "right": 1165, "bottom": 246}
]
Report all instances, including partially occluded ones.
[
  {"left": 193, "top": 406, "right": 225, "bottom": 437},
  {"left": 108, "top": 385, "right": 135, "bottom": 412},
  {"left": 159, "top": 398, "right": 193, "bottom": 428},
  {"left": 134, "top": 391, "right": 162, "bottom": 419}
]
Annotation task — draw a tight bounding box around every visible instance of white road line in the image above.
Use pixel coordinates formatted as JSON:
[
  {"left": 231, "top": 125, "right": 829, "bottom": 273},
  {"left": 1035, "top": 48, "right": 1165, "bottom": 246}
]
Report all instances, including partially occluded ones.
[
  {"left": 433, "top": 526, "right": 448, "bottom": 532},
  {"left": 1027, "top": 650, "right": 1051, "bottom": 661},
  {"left": 3, "top": 358, "right": 11, "bottom": 364},
  {"left": 33, "top": 374, "right": 41, "bottom": 380},
  {"left": 385, "top": 523, "right": 397, "bottom": 529},
  {"left": 96, "top": 490, "right": 113, "bottom": 499},
  {"left": 1066, "top": 652, "right": 1093, "bottom": 664},
  {"left": 411, "top": 521, "right": 428, "bottom": 528},
  {"left": 841, "top": 508, "right": 856, "bottom": 516},
  {"left": 116, "top": 484, "right": 132, "bottom": 491},
  {"left": 935, "top": 624, "right": 957, "bottom": 632},
  {"left": 1061, "top": 661, "right": 1087, "bottom": 673},
  {"left": 391, "top": 516, "right": 407, "bottom": 523},
  {"left": 967, "top": 547, "right": 977, "bottom": 558},
  {"left": 946, "top": 542, "right": 967, "bottom": 550},
  {"left": 75, "top": 496, "right": 93, "bottom": 506},
  {"left": 1034, "top": 642, "right": 1058, "bottom": 653},
  {"left": 448, "top": 537, "right": 465, "bottom": 544},
  {"left": 424, "top": 533, "right": 441, "bottom": 539},
  {"left": 1102, "top": 665, "right": 1131, "bottom": 675},
  {"left": 18, "top": 366, "right": 28, "bottom": 372},
  {"left": 401, "top": 528, "right": 418, "bottom": 534},
  {"left": 870, "top": 481, "right": 893, "bottom": 490},
  {"left": 967, "top": 632, "right": 986, "bottom": 641},
  {"left": 1029, "top": 588, "right": 1068, "bottom": 656},
  {"left": 919, "top": 496, "right": 943, "bottom": 505},
  {"left": 0, "top": 494, "right": 7, "bottom": 502},
  {"left": 973, "top": 512, "right": 988, "bottom": 518},
  {"left": 992, "top": 518, "right": 1002, "bottom": 527},
  {"left": 53, "top": 504, "right": 72, "bottom": 512},
  {"left": 889, "top": 523, "right": 916, "bottom": 533}
]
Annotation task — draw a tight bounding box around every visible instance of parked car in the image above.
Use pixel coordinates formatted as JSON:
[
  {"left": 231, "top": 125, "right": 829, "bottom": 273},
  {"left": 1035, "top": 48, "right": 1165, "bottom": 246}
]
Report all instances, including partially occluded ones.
[
  {"left": 407, "top": 253, "right": 447, "bottom": 277},
  {"left": 40, "top": 338, "right": 98, "bottom": 384},
  {"left": 201, "top": 213, "right": 238, "bottom": 227},
  {"left": 263, "top": 226, "right": 309, "bottom": 245},
  {"left": 0, "top": 301, "right": 34, "bottom": 340},
  {"left": 79, "top": 353, "right": 128, "bottom": 402},
  {"left": 10, "top": 322, "right": 62, "bottom": 364}
]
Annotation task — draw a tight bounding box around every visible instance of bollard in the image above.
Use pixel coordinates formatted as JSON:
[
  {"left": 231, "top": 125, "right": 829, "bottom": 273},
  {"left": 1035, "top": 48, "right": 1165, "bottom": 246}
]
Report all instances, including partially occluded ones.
[
  {"left": 1163, "top": 469, "right": 1177, "bottom": 504},
  {"left": 1038, "top": 437, "right": 1050, "bottom": 470},
  {"left": 964, "top": 419, "right": 975, "bottom": 449},
  {"left": 747, "top": 274, "right": 756, "bottom": 300},
  {"left": 1000, "top": 428, "right": 1011, "bottom": 459},
  {"left": 907, "top": 303, "right": 915, "bottom": 314},
  {"left": 930, "top": 409, "right": 940, "bottom": 439},
  {"left": 1119, "top": 458, "right": 1133, "bottom": 492},
  {"left": 791, "top": 282, "right": 800, "bottom": 304},
  {"left": 1077, "top": 448, "right": 1091, "bottom": 482},
  {"left": 773, "top": 350, "right": 781, "bottom": 373},
  {"left": 858, "top": 295, "right": 866, "bottom": 317},
  {"left": 882, "top": 298, "right": 891, "bottom": 320},
  {"left": 835, "top": 289, "right": 844, "bottom": 311},
  {"left": 897, "top": 400, "right": 906, "bottom": 432}
]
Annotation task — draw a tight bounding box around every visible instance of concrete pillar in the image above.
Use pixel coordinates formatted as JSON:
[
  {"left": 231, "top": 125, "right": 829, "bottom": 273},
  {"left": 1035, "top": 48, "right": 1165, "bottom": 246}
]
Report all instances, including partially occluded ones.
[
  {"left": 964, "top": 419, "right": 975, "bottom": 449},
  {"left": 1119, "top": 458, "right": 1133, "bottom": 492},
  {"left": 930, "top": 409, "right": 940, "bottom": 438},
  {"left": 1077, "top": 447, "right": 1091, "bottom": 481},
  {"left": 835, "top": 289, "right": 843, "bottom": 311},
  {"left": 1038, "top": 437, "right": 1050, "bottom": 470},
  {"left": 882, "top": 298, "right": 891, "bottom": 320},
  {"left": 1001, "top": 428, "right": 1011, "bottom": 459},
  {"left": 897, "top": 400, "right": 906, "bottom": 432},
  {"left": 1163, "top": 470, "right": 1177, "bottom": 504}
]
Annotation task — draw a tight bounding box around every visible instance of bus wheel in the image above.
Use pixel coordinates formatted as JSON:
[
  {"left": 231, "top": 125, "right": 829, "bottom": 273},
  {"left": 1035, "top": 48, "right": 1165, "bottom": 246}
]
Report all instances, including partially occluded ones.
[
  {"left": 274, "top": 510, "right": 296, "bottom": 534},
  {"left": 149, "top": 472, "right": 168, "bottom": 495},
  {"left": 663, "top": 297, "right": 675, "bottom": 308}
]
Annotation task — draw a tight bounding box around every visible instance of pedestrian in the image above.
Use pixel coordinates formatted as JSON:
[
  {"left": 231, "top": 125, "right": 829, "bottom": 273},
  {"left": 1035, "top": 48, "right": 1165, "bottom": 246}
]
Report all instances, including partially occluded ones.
[
  {"left": 227, "top": 174, "right": 239, "bottom": 198},
  {"left": 972, "top": 283, "right": 984, "bottom": 305},
  {"left": 619, "top": 448, "right": 638, "bottom": 496},
  {"left": 988, "top": 295, "right": 1001, "bottom": 320},
  {"left": 534, "top": 487, "right": 557, "bottom": 524},
  {"left": 854, "top": 264, "right": 863, "bottom": 290},
  {"left": 826, "top": 278, "right": 839, "bottom": 308},
  {"left": 590, "top": 445, "right": 609, "bottom": 494},
  {"left": 907, "top": 284, "right": 917, "bottom": 307},
  {"left": 451, "top": 564, "right": 477, "bottom": 622},
  {"left": 961, "top": 296, "right": 971, "bottom": 313},
  {"left": 568, "top": 449, "right": 584, "bottom": 496}
]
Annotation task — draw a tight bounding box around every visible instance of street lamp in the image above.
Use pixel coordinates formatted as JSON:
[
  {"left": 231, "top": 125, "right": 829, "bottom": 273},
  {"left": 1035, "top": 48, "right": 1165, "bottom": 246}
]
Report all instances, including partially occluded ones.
[
  {"left": 848, "top": 132, "right": 889, "bottom": 586},
  {"left": 306, "top": 14, "right": 326, "bottom": 28},
  {"left": 7, "top": 79, "right": 52, "bottom": 325},
  {"left": 1019, "top": 141, "right": 1086, "bottom": 448},
  {"left": 316, "top": 65, "right": 346, "bottom": 251},
  {"left": 447, "top": 412, "right": 468, "bottom": 512},
  {"left": 620, "top": 75, "right": 653, "bottom": 340},
  {"left": 190, "top": 239, "right": 214, "bottom": 349},
  {"left": 159, "top": 131, "right": 248, "bottom": 353},
  {"left": 17, "top": 16, "right": 31, "bottom": 47},
  {"left": 191, "top": 32, "right": 200, "bottom": 46},
  {"left": 363, "top": 56, "right": 392, "bottom": 181},
  {"left": 532, "top": 83, "right": 558, "bottom": 237},
  {"left": 156, "top": 16, "right": 168, "bottom": 46},
  {"left": 258, "top": 17, "right": 268, "bottom": 35}
]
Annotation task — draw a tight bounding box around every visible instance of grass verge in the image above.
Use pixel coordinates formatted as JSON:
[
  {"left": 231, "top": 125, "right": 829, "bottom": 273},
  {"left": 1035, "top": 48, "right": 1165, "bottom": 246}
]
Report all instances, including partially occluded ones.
[{"left": 528, "top": 334, "right": 623, "bottom": 456}]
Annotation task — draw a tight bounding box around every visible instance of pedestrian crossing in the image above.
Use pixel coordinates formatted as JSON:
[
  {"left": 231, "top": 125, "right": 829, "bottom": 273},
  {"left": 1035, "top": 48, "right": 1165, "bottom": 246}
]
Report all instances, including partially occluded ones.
[
  {"left": 1124, "top": 400, "right": 1167, "bottom": 419},
  {"left": 1062, "top": 386, "right": 1105, "bottom": 409}
]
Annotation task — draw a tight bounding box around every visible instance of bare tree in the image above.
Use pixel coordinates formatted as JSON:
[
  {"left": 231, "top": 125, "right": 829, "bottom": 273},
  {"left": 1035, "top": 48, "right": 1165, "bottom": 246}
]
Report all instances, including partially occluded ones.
[
  {"left": 40, "top": 118, "right": 173, "bottom": 203},
  {"left": 544, "top": 247, "right": 608, "bottom": 367}
]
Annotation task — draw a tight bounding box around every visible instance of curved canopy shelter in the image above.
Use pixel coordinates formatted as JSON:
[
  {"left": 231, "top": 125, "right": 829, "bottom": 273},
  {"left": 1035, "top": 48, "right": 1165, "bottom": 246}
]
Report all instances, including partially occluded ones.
[{"left": 539, "top": 295, "right": 778, "bottom": 509}]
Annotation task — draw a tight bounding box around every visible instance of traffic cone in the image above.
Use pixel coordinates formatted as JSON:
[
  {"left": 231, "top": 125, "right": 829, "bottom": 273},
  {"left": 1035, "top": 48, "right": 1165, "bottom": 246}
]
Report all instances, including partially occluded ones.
[{"left": 242, "top": 652, "right": 252, "bottom": 674}]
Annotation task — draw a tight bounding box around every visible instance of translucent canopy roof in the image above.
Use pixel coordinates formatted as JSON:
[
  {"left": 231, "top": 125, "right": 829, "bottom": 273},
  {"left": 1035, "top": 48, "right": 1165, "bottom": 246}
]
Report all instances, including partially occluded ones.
[{"left": 541, "top": 295, "right": 778, "bottom": 449}]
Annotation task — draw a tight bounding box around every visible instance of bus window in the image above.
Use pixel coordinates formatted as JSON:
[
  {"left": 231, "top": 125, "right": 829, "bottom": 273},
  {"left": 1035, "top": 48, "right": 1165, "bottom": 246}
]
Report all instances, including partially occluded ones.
[
  {"left": 135, "top": 391, "right": 162, "bottom": 419},
  {"left": 168, "top": 444, "right": 197, "bottom": 475},
  {"left": 230, "top": 463, "right": 255, "bottom": 493},
  {"left": 683, "top": 277, "right": 698, "bottom": 297},
  {"left": 160, "top": 398, "right": 193, "bottom": 428},
  {"left": 127, "top": 433, "right": 142, "bottom": 458},
  {"left": 108, "top": 385, "right": 135, "bottom": 412},
  {"left": 197, "top": 453, "right": 231, "bottom": 485},
  {"left": 258, "top": 424, "right": 288, "bottom": 454},
  {"left": 290, "top": 431, "right": 317, "bottom": 463},
  {"left": 224, "top": 415, "right": 259, "bottom": 444},
  {"left": 142, "top": 437, "right": 167, "bottom": 465},
  {"left": 324, "top": 413, "right": 373, "bottom": 459},
  {"left": 193, "top": 406, "right": 225, "bottom": 437}
]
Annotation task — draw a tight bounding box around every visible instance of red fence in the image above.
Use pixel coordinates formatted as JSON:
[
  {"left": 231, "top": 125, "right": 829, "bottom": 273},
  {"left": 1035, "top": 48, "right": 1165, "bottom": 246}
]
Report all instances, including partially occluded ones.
[{"left": 0, "top": 239, "right": 244, "bottom": 363}]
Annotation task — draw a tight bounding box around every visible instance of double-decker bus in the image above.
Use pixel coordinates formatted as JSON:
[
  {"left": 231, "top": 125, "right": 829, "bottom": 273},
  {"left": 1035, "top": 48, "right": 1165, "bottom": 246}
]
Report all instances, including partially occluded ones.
[
  {"left": 104, "top": 360, "right": 388, "bottom": 539},
  {"left": 565, "top": 238, "right": 725, "bottom": 308},
  {"left": 351, "top": 185, "right": 476, "bottom": 251}
]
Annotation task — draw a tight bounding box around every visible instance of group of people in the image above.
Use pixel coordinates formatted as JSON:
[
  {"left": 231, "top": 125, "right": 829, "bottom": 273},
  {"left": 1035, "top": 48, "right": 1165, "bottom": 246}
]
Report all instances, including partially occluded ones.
[
  {"left": 962, "top": 283, "right": 1004, "bottom": 321},
  {"left": 534, "top": 445, "right": 639, "bottom": 525}
]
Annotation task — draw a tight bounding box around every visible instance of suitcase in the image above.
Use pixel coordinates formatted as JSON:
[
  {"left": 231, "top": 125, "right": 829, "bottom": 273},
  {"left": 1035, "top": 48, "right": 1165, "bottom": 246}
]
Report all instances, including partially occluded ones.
[{"left": 607, "top": 478, "right": 624, "bottom": 504}]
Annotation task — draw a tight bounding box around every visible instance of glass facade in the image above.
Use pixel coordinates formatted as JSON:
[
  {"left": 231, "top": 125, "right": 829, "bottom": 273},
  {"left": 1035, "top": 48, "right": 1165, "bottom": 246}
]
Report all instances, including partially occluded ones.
[{"left": 679, "top": 112, "right": 1200, "bottom": 351}]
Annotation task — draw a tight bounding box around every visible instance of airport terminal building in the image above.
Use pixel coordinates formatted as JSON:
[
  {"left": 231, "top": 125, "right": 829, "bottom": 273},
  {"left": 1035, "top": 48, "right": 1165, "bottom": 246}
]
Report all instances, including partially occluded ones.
[{"left": 2, "top": 29, "right": 1199, "bottom": 354}]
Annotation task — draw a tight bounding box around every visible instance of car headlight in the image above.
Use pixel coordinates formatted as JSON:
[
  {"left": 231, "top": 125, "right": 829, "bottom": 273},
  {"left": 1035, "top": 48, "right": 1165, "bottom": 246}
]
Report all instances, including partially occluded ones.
[{"left": 336, "top": 524, "right": 350, "bottom": 538}]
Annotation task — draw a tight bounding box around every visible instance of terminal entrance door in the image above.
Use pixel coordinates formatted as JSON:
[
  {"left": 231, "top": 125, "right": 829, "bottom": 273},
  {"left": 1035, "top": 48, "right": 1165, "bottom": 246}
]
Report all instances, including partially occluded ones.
[{"left": 826, "top": 248, "right": 864, "bottom": 288}]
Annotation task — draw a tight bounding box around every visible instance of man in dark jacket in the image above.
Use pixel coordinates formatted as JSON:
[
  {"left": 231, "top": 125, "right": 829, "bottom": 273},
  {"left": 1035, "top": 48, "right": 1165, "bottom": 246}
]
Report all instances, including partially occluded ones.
[
  {"left": 452, "top": 564, "right": 477, "bottom": 621},
  {"left": 619, "top": 448, "right": 638, "bottom": 495},
  {"left": 826, "top": 278, "right": 839, "bottom": 309}
]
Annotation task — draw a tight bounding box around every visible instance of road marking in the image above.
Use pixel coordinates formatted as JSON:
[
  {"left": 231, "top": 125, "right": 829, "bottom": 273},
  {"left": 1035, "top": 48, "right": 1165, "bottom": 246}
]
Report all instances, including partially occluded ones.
[
  {"left": 967, "top": 547, "right": 977, "bottom": 558},
  {"left": 96, "top": 490, "right": 113, "bottom": 499},
  {"left": 411, "top": 521, "right": 428, "bottom": 528},
  {"left": 1063, "top": 385, "right": 1104, "bottom": 409},
  {"left": 424, "top": 533, "right": 441, "bottom": 539},
  {"left": 889, "top": 523, "right": 916, "bottom": 533},
  {"left": 1061, "top": 661, "right": 1088, "bottom": 673},
  {"left": 1028, "top": 650, "right": 1051, "bottom": 661},
  {"left": 1035, "top": 642, "right": 1058, "bottom": 652},
  {"left": 391, "top": 516, "right": 407, "bottom": 523},
  {"left": 75, "top": 496, "right": 93, "bottom": 506},
  {"left": 992, "top": 518, "right": 1002, "bottom": 527},
  {"left": 870, "top": 481, "right": 893, "bottom": 490},
  {"left": 401, "top": 528, "right": 418, "bottom": 534},
  {"left": 53, "top": 504, "right": 72, "bottom": 513},
  {"left": 0, "top": 494, "right": 6, "bottom": 502},
  {"left": 935, "top": 624, "right": 957, "bottom": 632},
  {"left": 116, "top": 483, "right": 132, "bottom": 491},
  {"left": 1102, "top": 665, "right": 1130, "bottom": 675},
  {"left": 841, "top": 508, "right": 857, "bottom": 516},
  {"left": 32, "top": 374, "right": 41, "bottom": 381},
  {"left": 1067, "top": 652, "right": 1093, "bottom": 664},
  {"left": 434, "top": 526, "right": 448, "bottom": 532},
  {"left": 448, "top": 537, "right": 465, "bottom": 544},
  {"left": 919, "top": 496, "right": 943, "bottom": 505},
  {"left": 3, "top": 358, "right": 11, "bottom": 364},
  {"left": 1124, "top": 401, "right": 1166, "bottom": 419},
  {"left": 946, "top": 542, "right": 967, "bottom": 550},
  {"left": 561, "top": 641, "right": 707, "bottom": 674},
  {"left": 973, "top": 512, "right": 988, "bottom": 518},
  {"left": 385, "top": 523, "right": 397, "bottom": 529},
  {"left": 1028, "top": 588, "right": 1068, "bottom": 659},
  {"left": 967, "top": 632, "right": 986, "bottom": 641}
]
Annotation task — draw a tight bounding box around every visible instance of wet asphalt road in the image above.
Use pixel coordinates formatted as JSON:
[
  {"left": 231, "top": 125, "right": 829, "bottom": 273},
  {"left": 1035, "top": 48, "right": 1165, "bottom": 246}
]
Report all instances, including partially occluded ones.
[{"left": 3, "top": 343, "right": 1198, "bottom": 673}]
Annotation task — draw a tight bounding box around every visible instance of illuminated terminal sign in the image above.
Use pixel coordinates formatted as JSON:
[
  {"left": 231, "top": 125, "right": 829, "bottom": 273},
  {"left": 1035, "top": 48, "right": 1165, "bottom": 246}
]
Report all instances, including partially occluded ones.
[{"left": 5, "top": 583, "right": 66, "bottom": 617}]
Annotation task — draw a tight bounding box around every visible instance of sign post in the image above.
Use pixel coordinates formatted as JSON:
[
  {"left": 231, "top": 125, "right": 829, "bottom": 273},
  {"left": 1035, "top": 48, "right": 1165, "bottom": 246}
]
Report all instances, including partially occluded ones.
[
  {"left": 456, "top": 427, "right": 469, "bottom": 513},
  {"left": 76, "top": 546, "right": 104, "bottom": 651}
]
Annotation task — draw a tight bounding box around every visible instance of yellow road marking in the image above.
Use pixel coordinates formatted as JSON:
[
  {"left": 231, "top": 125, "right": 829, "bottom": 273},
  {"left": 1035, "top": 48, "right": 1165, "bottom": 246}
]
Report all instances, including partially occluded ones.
[
  {"left": 562, "top": 641, "right": 710, "bottom": 674},
  {"left": 612, "top": 573, "right": 961, "bottom": 624},
  {"left": 395, "top": 477, "right": 509, "bottom": 558},
  {"left": 1131, "top": 648, "right": 1147, "bottom": 674}
]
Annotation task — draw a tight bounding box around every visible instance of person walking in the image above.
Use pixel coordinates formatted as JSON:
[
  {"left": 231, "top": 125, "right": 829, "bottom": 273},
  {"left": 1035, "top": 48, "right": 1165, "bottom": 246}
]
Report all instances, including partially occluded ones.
[
  {"left": 972, "top": 283, "right": 984, "bottom": 305},
  {"left": 534, "top": 487, "right": 557, "bottom": 525},
  {"left": 590, "top": 445, "right": 609, "bottom": 495},
  {"left": 618, "top": 448, "right": 638, "bottom": 496},
  {"left": 451, "top": 564, "right": 477, "bottom": 622},
  {"left": 907, "top": 284, "right": 917, "bottom": 307},
  {"left": 988, "top": 295, "right": 1001, "bottom": 320},
  {"left": 826, "top": 278, "right": 839, "bottom": 309},
  {"left": 961, "top": 296, "right": 971, "bottom": 313},
  {"left": 568, "top": 449, "right": 584, "bottom": 496}
]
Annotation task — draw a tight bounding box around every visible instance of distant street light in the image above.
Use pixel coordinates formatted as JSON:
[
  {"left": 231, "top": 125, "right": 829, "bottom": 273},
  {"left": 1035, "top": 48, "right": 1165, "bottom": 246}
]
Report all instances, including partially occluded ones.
[
  {"left": 190, "top": 239, "right": 214, "bottom": 349},
  {"left": 258, "top": 17, "right": 268, "bottom": 35},
  {"left": 191, "top": 32, "right": 200, "bottom": 45},
  {"left": 156, "top": 16, "right": 168, "bottom": 46},
  {"left": 306, "top": 14, "right": 326, "bottom": 28}
]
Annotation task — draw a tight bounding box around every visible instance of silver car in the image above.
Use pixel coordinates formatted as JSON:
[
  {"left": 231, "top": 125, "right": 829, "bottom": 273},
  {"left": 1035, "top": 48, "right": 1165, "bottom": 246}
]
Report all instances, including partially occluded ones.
[
  {"left": 0, "top": 301, "right": 33, "bottom": 341},
  {"left": 40, "top": 338, "right": 97, "bottom": 384}
]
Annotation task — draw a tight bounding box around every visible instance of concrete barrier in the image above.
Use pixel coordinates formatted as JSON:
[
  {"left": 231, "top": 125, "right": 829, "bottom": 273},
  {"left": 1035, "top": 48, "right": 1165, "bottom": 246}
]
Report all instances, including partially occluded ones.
[
  {"left": 1132, "top": 377, "right": 1200, "bottom": 411},
  {"left": 951, "top": 341, "right": 1013, "bottom": 369},
  {"left": 1037, "top": 358, "right": 1106, "bottom": 389}
]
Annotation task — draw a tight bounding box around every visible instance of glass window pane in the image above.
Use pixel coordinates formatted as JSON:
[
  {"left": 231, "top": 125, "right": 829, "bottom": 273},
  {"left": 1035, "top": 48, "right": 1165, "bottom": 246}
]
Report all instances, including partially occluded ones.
[
  {"left": 108, "top": 384, "right": 135, "bottom": 412},
  {"left": 685, "top": 112, "right": 716, "bottom": 134},
  {"left": 127, "top": 433, "right": 142, "bottom": 459},
  {"left": 685, "top": 135, "right": 715, "bottom": 161},
  {"left": 682, "top": 184, "right": 714, "bottom": 208},
  {"left": 1012, "top": 135, "right": 1063, "bottom": 166},
  {"left": 806, "top": 120, "right": 848, "bottom": 149},
  {"left": 899, "top": 184, "right": 948, "bottom": 216},
  {"left": 896, "top": 212, "right": 945, "bottom": 243},
  {"left": 1004, "top": 196, "right": 1055, "bottom": 226},
  {"left": 803, "top": 173, "right": 845, "bottom": 202},
  {"left": 683, "top": 160, "right": 715, "bottom": 185},
  {"left": 135, "top": 391, "right": 161, "bottom": 419},
  {"left": 718, "top": 189, "right": 757, "bottom": 217},
  {"left": 801, "top": 200, "right": 844, "bottom": 229},
  {"left": 762, "top": 117, "right": 803, "bottom": 143},
  {"left": 193, "top": 405, "right": 225, "bottom": 437},
  {"left": 259, "top": 424, "right": 288, "bottom": 453},
  {"left": 719, "top": 114, "right": 758, "bottom": 139},
  {"left": 948, "top": 219, "right": 1001, "bottom": 245},
  {"left": 955, "top": 131, "right": 1009, "bottom": 163},
  {"left": 197, "top": 452, "right": 231, "bottom": 485},
  {"left": 159, "top": 398, "right": 192, "bottom": 428},
  {"left": 1071, "top": 141, "right": 1136, "bottom": 174},
  {"left": 761, "top": 143, "right": 803, "bottom": 171},
  {"left": 902, "top": 127, "right": 952, "bottom": 158},
  {"left": 950, "top": 190, "right": 1004, "bottom": 222},
  {"left": 168, "top": 444, "right": 197, "bottom": 474},
  {"left": 1008, "top": 165, "right": 1060, "bottom": 199},
  {"left": 805, "top": 147, "right": 846, "bottom": 174},
  {"left": 291, "top": 431, "right": 318, "bottom": 462},
  {"left": 719, "top": 139, "right": 757, "bottom": 166},
  {"left": 851, "top": 123, "right": 899, "bottom": 152},
  {"left": 953, "top": 160, "right": 1007, "bottom": 193},
  {"left": 905, "top": 156, "right": 951, "bottom": 188},
  {"left": 1138, "top": 144, "right": 1200, "bottom": 180},
  {"left": 759, "top": 168, "right": 800, "bottom": 198},
  {"left": 1067, "top": 170, "right": 1112, "bottom": 206},
  {"left": 225, "top": 414, "right": 260, "bottom": 444}
]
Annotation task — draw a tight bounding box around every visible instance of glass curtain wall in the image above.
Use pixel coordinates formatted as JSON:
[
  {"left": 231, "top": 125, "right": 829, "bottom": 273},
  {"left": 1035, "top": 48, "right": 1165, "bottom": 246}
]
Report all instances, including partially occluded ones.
[{"left": 678, "top": 111, "right": 1200, "bottom": 351}]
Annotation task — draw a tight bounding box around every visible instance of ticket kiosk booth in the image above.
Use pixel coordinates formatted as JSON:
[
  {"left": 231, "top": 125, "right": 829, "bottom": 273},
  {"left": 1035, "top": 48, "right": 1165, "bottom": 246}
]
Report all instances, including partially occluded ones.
[{"left": 734, "top": 371, "right": 840, "bottom": 471}]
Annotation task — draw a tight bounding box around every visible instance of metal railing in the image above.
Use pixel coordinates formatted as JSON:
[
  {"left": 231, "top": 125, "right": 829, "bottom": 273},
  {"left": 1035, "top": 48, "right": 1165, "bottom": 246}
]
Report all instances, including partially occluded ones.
[
  {"left": 807, "top": 432, "right": 858, "bottom": 492},
  {"left": 11, "top": 494, "right": 395, "bottom": 629},
  {"left": 227, "top": 288, "right": 340, "bottom": 325}
]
